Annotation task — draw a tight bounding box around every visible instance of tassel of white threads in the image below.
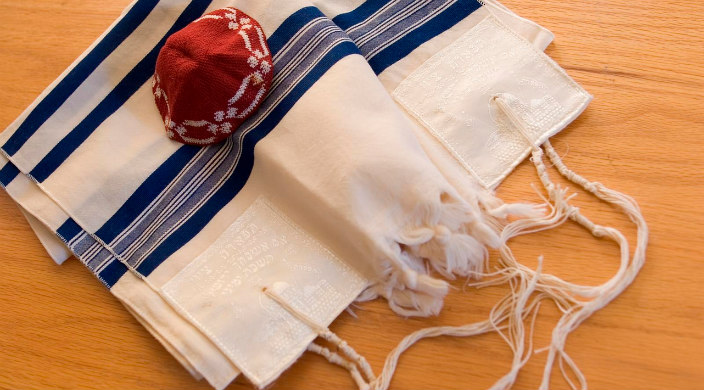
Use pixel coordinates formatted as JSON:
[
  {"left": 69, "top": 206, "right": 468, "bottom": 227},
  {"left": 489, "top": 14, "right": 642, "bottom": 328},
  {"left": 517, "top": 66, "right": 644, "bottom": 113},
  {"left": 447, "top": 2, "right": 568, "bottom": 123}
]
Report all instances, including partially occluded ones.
[
  {"left": 535, "top": 141, "right": 648, "bottom": 390},
  {"left": 361, "top": 185, "right": 544, "bottom": 318},
  {"left": 368, "top": 258, "right": 546, "bottom": 390},
  {"left": 317, "top": 98, "right": 647, "bottom": 389},
  {"left": 375, "top": 266, "right": 547, "bottom": 390},
  {"left": 273, "top": 97, "right": 647, "bottom": 390},
  {"left": 359, "top": 248, "right": 452, "bottom": 317},
  {"left": 490, "top": 94, "right": 649, "bottom": 389},
  {"left": 285, "top": 150, "right": 647, "bottom": 390},
  {"left": 279, "top": 260, "right": 547, "bottom": 390},
  {"left": 356, "top": 196, "right": 496, "bottom": 317}
]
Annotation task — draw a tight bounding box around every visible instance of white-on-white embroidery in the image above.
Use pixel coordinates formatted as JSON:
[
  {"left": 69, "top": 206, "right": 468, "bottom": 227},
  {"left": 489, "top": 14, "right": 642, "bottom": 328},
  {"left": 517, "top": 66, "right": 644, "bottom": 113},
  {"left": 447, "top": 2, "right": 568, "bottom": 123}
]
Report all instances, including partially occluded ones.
[
  {"left": 393, "top": 15, "right": 592, "bottom": 189},
  {"left": 161, "top": 197, "right": 367, "bottom": 387},
  {"left": 281, "top": 10, "right": 645, "bottom": 390}
]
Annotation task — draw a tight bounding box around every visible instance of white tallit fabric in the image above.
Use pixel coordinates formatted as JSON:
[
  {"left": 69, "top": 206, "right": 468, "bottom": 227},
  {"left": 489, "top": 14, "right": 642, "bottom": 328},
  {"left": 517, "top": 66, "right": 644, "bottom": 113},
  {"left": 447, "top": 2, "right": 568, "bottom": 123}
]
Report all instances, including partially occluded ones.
[
  {"left": 0, "top": 0, "right": 532, "bottom": 387},
  {"left": 310, "top": 2, "right": 647, "bottom": 390},
  {"left": 0, "top": 0, "right": 648, "bottom": 389}
]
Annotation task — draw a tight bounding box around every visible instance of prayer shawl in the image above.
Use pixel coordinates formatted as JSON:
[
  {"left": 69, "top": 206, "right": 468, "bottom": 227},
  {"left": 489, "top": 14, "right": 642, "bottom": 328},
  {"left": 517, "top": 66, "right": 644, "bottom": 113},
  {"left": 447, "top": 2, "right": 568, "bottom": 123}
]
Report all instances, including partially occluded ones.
[{"left": 0, "top": 0, "right": 648, "bottom": 389}]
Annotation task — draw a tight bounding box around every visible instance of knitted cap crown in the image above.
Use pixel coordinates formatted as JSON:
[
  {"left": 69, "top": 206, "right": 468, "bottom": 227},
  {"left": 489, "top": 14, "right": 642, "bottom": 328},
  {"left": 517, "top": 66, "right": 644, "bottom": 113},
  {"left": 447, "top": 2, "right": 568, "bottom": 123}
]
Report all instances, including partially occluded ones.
[{"left": 153, "top": 8, "right": 273, "bottom": 145}]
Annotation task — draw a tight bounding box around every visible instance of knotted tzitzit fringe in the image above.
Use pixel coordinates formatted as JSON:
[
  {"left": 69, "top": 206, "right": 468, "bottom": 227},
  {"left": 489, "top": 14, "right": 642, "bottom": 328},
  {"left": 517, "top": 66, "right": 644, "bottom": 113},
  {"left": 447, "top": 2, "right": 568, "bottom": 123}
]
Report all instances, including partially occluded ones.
[
  {"left": 488, "top": 94, "right": 649, "bottom": 389},
  {"left": 533, "top": 141, "right": 647, "bottom": 390},
  {"left": 368, "top": 259, "right": 546, "bottom": 390},
  {"left": 329, "top": 140, "right": 645, "bottom": 389},
  {"left": 267, "top": 264, "right": 547, "bottom": 390},
  {"left": 291, "top": 96, "right": 647, "bottom": 390}
]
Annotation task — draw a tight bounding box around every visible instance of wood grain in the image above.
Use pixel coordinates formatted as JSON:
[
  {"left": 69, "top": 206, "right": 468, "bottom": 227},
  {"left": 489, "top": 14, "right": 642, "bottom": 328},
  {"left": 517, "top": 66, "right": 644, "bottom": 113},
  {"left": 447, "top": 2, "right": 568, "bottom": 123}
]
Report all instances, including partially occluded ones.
[{"left": 0, "top": 1, "right": 702, "bottom": 389}]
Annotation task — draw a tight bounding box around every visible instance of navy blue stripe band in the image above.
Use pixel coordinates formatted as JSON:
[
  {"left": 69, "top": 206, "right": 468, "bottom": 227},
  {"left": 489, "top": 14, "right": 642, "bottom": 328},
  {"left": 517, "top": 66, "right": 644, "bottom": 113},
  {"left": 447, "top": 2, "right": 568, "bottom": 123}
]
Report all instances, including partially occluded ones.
[
  {"left": 0, "top": 162, "right": 20, "bottom": 187},
  {"left": 136, "top": 40, "right": 360, "bottom": 276},
  {"left": 94, "top": 145, "right": 201, "bottom": 243},
  {"left": 1, "top": 0, "right": 160, "bottom": 157},
  {"left": 93, "top": 6, "right": 318, "bottom": 245},
  {"left": 332, "top": 0, "right": 481, "bottom": 75},
  {"left": 268, "top": 6, "right": 323, "bottom": 54},
  {"left": 56, "top": 218, "right": 82, "bottom": 242},
  {"left": 332, "top": 0, "right": 389, "bottom": 30},
  {"left": 56, "top": 220, "right": 125, "bottom": 289},
  {"left": 99, "top": 260, "right": 129, "bottom": 288},
  {"left": 29, "top": 0, "right": 213, "bottom": 183},
  {"left": 367, "top": 0, "right": 479, "bottom": 74}
]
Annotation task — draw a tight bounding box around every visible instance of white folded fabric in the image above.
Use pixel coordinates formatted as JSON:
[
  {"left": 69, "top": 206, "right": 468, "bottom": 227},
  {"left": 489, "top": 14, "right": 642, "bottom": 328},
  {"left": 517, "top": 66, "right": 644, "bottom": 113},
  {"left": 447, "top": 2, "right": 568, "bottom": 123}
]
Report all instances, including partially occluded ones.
[{"left": 0, "top": 1, "right": 647, "bottom": 389}]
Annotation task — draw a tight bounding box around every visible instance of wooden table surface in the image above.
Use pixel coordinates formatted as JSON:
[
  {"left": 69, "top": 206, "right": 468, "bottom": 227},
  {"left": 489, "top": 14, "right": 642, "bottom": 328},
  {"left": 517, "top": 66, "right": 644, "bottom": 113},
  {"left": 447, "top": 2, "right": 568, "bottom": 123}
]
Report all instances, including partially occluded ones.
[{"left": 1, "top": 1, "right": 702, "bottom": 389}]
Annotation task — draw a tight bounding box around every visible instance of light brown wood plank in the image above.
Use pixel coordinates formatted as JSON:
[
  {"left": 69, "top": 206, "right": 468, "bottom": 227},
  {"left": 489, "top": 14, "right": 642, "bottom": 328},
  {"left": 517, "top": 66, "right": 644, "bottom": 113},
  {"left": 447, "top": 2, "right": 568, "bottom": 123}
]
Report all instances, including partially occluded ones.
[{"left": 0, "top": 1, "right": 702, "bottom": 389}]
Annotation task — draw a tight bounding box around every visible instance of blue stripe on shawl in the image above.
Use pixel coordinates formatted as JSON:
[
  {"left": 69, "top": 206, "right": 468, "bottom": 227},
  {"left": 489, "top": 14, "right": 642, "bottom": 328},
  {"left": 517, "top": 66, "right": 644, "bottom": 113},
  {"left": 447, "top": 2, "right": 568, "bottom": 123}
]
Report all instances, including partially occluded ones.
[
  {"left": 333, "top": 0, "right": 481, "bottom": 74},
  {"left": 137, "top": 39, "right": 360, "bottom": 275},
  {"left": 59, "top": 6, "right": 359, "bottom": 285},
  {"left": 332, "top": 0, "right": 391, "bottom": 30},
  {"left": 0, "top": 162, "right": 20, "bottom": 187},
  {"left": 29, "top": 0, "right": 214, "bottom": 182},
  {"left": 1, "top": 0, "right": 160, "bottom": 156},
  {"left": 368, "top": 0, "right": 480, "bottom": 73}
]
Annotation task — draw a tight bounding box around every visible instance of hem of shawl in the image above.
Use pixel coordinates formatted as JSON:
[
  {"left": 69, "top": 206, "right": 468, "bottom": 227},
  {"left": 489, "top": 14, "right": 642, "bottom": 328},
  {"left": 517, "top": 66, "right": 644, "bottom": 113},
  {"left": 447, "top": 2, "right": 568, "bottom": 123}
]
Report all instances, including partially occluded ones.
[
  {"left": 161, "top": 282, "right": 364, "bottom": 388},
  {"left": 481, "top": 0, "right": 555, "bottom": 51},
  {"left": 18, "top": 206, "right": 71, "bottom": 265},
  {"left": 157, "top": 196, "right": 368, "bottom": 388},
  {"left": 112, "top": 273, "right": 241, "bottom": 390},
  {"left": 122, "top": 304, "right": 204, "bottom": 380},
  {"left": 0, "top": 155, "right": 241, "bottom": 390},
  {"left": 0, "top": 156, "right": 74, "bottom": 265}
]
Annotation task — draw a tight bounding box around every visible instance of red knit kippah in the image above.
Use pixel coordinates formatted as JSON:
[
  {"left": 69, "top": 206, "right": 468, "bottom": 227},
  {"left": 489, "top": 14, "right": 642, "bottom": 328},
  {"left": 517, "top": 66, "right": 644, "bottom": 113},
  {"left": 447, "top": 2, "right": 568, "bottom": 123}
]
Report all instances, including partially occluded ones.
[{"left": 153, "top": 8, "right": 273, "bottom": 146}]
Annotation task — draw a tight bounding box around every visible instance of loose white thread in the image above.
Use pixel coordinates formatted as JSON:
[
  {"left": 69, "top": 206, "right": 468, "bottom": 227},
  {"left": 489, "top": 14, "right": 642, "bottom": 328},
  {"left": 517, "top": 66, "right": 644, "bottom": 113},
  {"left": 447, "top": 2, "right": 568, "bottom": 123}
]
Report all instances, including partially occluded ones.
[
  {"left": 264, "top": 287, "right": 377, "bottom": 386},
  {"left": 259, "top": 94, "right": 646, "bottom": 390},
  {"left": 368, "top": 259, "right": 545, "bottom": 390},
  {"left": 266, "top": 259, "right": 546, "bottom": 390},
  {"left": 491, "top": 94, "right": 648, "bottom": 389},
  {"left": 307, "top": 342, "right": 370, "bottom": 390},
  {"left": 308, "top": 96, "right": 648, "bottom": 390}
]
